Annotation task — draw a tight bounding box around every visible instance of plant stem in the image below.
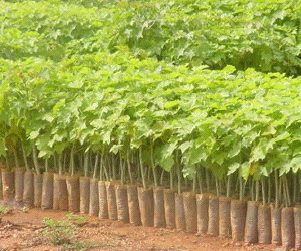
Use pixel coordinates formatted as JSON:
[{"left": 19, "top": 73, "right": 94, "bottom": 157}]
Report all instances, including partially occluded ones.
[
  {"left": 262, "top": 178, "right": 266, "bottom": 205},
  {"left": 176, "top": 151, "right": 181, "bottom": 194},
  {"left": 150, "top": 143, "right": 158, "bottom": 187},
  {"left": 139, "top": 148, "right": 146, "bottom": 189},
  {"left": 32, "top": 145, "right": 40, "bottom": 175},
  {"left": 13, "top": 148, "right": 19, "bottom": 169},
  {"left": 45, "top": 158, "right": 49, "bottom": 173},
  {"left": 206, "top": 168, "right": 210, "bottom": 193},
  {"left": 22, "top": 144, "right": 29, "bottom": 171},
  {"left": 84, "top": 151, "right": 89, "bottom": 177},
  {"left": 226, "top": 174, "right": 231, "bottom": 198},
  {"left": 255, "top": 180, "right": 259, "bottom": 202},
  {"left": 126, "top": 150, "right": 133, "bottom": 184},
  {"left": 70, "top": 144, "right": 75, "bottom": 176},
  {"left": 275, "top": 170, "right": 279, "bottom": 208},
  {"left": 93, "top": 152, "right": 99, "bottom": 179}
]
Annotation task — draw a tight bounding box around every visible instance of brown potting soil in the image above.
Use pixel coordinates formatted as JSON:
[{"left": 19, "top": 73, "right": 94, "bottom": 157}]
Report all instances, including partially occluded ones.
[
  {"left": 79, "top": 176, "right": 90, "bottom": 214},
  {"left": 127, "top": 185, "right": 141, "bottom": 226},
  {"left": 281, "top": 207, "right": 295, "bottom": 249},
  {"left": 106, "top": 181, "right": 117, "bottom": 221},
  {"left": 175, "top": 193, "right": 186, "bottom": 231},
  {"left": 196, "top": 193, "right": 209, "bottom": 235},
  {"left": 164, "top": 189, "right": 176, "bottom": 229},
  {"left": 183, "top": 192, "right": 197, "bottom": 233},
  {"left": 53, "top": 174, "right": 68, "bottom": 211},
  {"left": 294, "top": 207, "right": 301, "bottom": 249},
  {"left": 138, "top": 187, "right": 154, "bottom": 227},
  {"left": 231, "top": 200, "right": 247, "bottom": 242},
  {"left": 34, "top": 173, "right": 43, "bottom": 208},
  {"left": 23, "top": 170, "right": 34, "bottom": 207},
  {"left": 66, "top": 175, "right": 80, "bottom": 213},
  {"left": 244, "top": 201, "right": 259, "bottom": 244},
  {"left": 219, "top": 197, "right": 231, "bottom": 238},
  {"left": 14, "top": 168, "right": 24, "bottom": 203},
  {"left": 153, "top": 187, "right": 166, "bottom": 228},
  {"left": 89, "top": 178, "right": 99, "bottom": 216},
  {"left": 41, "top": 173, "right": 54, "bottom": 209},
  {"left": 98, "top": 181, "right": 108, "bottom": 219},
  {"left": 258, "top": 204, "right": 271, "bottom": 244},
  {"left": 271, "top": 206, "right": 282, "bottom": 246},
  {"left": 1, "top": 169, "right": 14, "bottom": 201},
  {"left": 208, "top": 194, "right": 219, "bottom": 236},
  {"left": 115, "top": 184, "right": 129, "bottom": 223}
]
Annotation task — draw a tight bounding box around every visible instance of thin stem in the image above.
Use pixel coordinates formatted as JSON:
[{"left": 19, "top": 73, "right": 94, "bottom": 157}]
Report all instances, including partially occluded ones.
[
  {"left": 58, "top": 153, "right": 63, "bottom": 175},
  {"left": 262, "top": 178, "right": 266, "bottom": 205},
  {"left": 216, "top": 178, "right": 220, "bottom": 196},
  {"left": 206, "top": 168, "right": 210, "bottom": 193},
  {"left": 150, "top": 143, "right": 158, "bottom": 187},
  {"left": 192, "top": 167, "right": 196, "bottom": 193},
  {"left": 45, "top": 158, "right": 49, "bottom": 173},
  {"left": 198, "top": 167, "right": 203, "bottom": 194},
  {"left": 126, "top": 150, "right": 133, "bottom": 184},
  {"left": 70, "top": 144, "right": 75, "bottom": 176},
  {"left": 268, "top": 175, "right": 271, "bottom": 204},
  {"left": 255, "top": 180, "right": 259, "bottom": 202},
  {"left": 22, "top": 144, "right": 29, "bottom": 171},
  {"left": 275, "top": 170, "right": 279, "bottom": 208},
  {"left": 84, "top": 151, "right": 89, "bottom": 177},
  {"left": 13, "top": 148, "right": 19, "bottom": 169},
  {"left": 176, "top": 151, "right": 181, "bottom": 194},
  {"left": 139, "top": 148, "right": 146, "bottom": 189},
  {"left": 170, "top": 166, "right": 174, "bottom": 190},
  {"left": 32, "top": 146, "right": 40, "bottom": 175},
  {"left": 160, "top": 169, "right": 164, "bottom": 186},
  {"left": 93, "top": 152, "right": 99, "bottom": 179},
  {"left": 226, "top": 175, "right": 231, "bottom": 198}
]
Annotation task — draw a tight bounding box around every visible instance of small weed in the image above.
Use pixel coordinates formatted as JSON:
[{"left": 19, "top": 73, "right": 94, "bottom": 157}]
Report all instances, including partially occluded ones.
[
  {"left": 22, "top": 205, "right": 29, "bottom": 213},
  {"left": 0, "top": 205, "right": 11, "bottom": 214},
  {"left": 42, "top": 213, "right": 97, "bottom": 250}
]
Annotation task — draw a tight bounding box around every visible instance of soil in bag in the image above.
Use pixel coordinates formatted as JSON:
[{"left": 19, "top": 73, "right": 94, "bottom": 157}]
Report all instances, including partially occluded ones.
[
  {"left": 66, "top": 175, "right": 80, "bottom": 213},
  {"left": 98, "top": 181, "right": 108, "bottom": 219},
  {"left": 175, "top": 193, "right": 185, "bottom": 231},
  {"left": 183, "top": 192, "right": 197, "bottom": 233},
  {"left": 79, "top": 176, "right": 90, "bottom": 214},
  {"left": 53, "top": 174, "right": 68, "bottom": 211},
  {"left": 271, "top": 206, "right": 282, "bottom": 246},
  {"left": 294, "top": 207, "right": 301, "bottom": 250},
  {"left": 106, "top": 181, "right": 117, "bottom": 220},
  {"left": 219, "top": 197, "right": 231, "bottom": 238},
  {"left": 34, "top": 173, "right": 43, "bottom": 208},
  {"left": 14, "top": 168, "right": 24, "bottom": 203},
  {"left": 89, "top": 178, "right": 99, "bottom": 216},
  {"left": 23, "top": 170, "right": 34, "bottom": 207},
  {"left": 208, "top": 194, "right": 219, "bottom": 236},
  {"left": 231, "top": 199, "right": 247, "bottom": 242},
  {"left": 258, "top": 204, "right": 271, "bottom": 244},
  {"left": 116, "top": 183, "right": 129, "bottom": 223},
  {"left": 244, "top": 201, "right": 259, "bottom": 244},
  {"left": 196, "top": 193, "right": 209, "bottom": 235},
  {"left": 41, "top": 173, "right": 54, "bottom": 209},
  {"left": 138, "top": 187, "right": 154, "bottom": 227},
  {"left": 164, "top": 189, "right": 175, "bottom": 229},
  {"left": 153, "top": 187, "right": 166, "bottom": 228},
  {"left": 2, "top": 169, "right": 14, "bottom": 202},
  {"left": 281, "top": 207, "right": 295, "bottom": 249},
  {"left": 127, "top": 185, "right": 141, "bottom": 226}
]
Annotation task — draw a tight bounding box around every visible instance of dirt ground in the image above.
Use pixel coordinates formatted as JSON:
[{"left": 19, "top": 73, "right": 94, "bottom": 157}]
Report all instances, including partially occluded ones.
[{"left": 0, "top": 205, "right": 278, "bottom": 251}]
